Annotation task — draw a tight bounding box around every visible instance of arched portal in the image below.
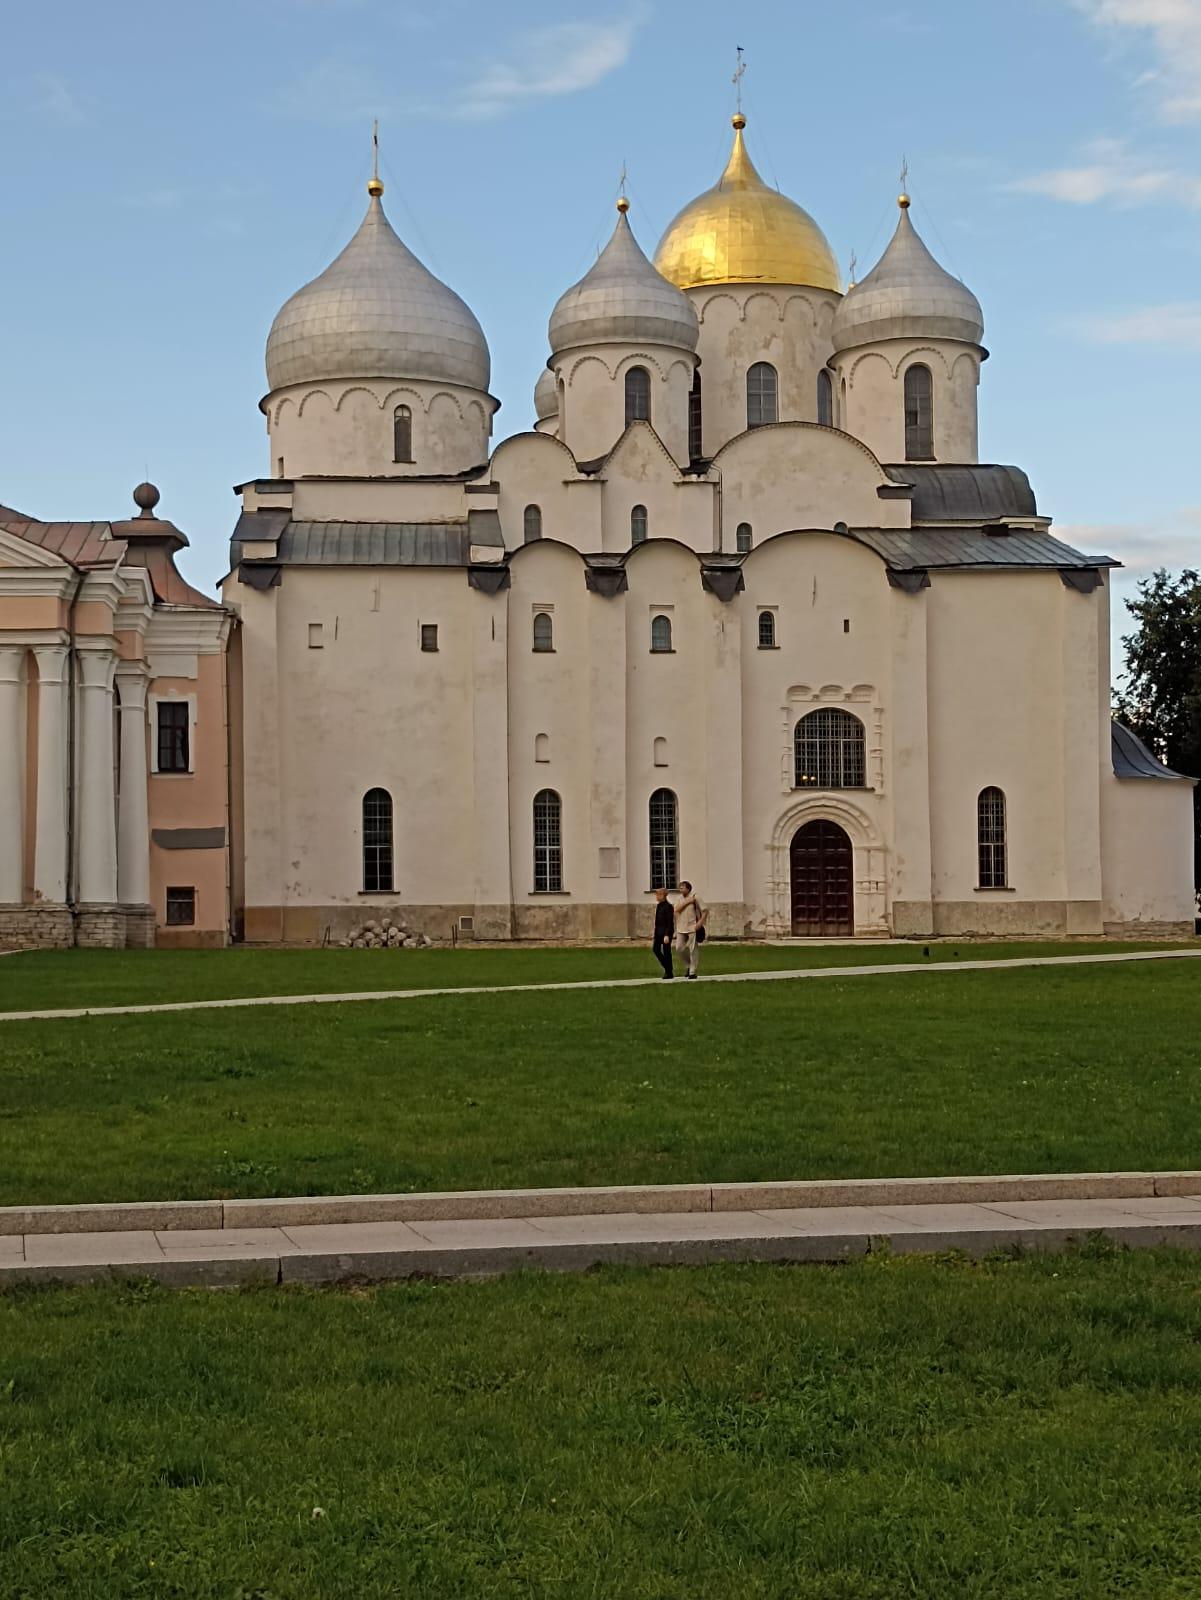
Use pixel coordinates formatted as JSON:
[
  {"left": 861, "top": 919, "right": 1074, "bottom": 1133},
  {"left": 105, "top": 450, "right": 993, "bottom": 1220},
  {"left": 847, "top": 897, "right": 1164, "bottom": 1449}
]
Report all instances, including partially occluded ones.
[{"left": 789, "top": 819, "right": 854, "bottom": 936}]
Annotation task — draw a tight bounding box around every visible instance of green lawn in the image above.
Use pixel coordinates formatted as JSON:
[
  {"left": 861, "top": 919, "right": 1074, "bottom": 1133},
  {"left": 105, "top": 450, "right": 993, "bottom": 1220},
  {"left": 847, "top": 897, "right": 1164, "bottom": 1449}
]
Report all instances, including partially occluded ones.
[
  {"left": 5, "top": 1250, "right": 1201, "bottom": 1598},
  {"left": 1, "top": 938, "right": 1193, "bottom": 1011},
  {"left": 2, "top": 959, "right": 1200, "bottom": 1206}
]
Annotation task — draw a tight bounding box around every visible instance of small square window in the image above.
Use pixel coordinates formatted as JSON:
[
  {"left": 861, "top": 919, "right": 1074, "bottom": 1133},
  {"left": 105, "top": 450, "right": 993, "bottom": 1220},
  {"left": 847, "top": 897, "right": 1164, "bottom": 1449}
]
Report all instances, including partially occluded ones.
[
  {"left": 308, "top": 623, "right": 323, "bottom": 648},
  {"left": 166, "top": 886, "right": 196, "bottom": 926},
  {"left": 843, "top": 618, "right": 851, "bottom": 634},
  {"left": 420, "top": 624, "right": 439, "bottom": 652}
]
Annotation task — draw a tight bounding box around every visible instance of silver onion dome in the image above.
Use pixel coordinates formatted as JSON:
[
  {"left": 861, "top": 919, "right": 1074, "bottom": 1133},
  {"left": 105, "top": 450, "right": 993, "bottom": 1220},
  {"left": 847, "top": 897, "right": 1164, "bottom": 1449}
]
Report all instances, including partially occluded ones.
[
  {"left": 549, "top": 202, "right": 699, "bottom": 357},
  {"left": 832, "top": 199, "right": 983, "bottom": 354},
  {"left": 534, "top": 366, "right": 558, "bottom": 420},
  {"left": 265, "top": 184, "right": 491, "bottom": 393}
]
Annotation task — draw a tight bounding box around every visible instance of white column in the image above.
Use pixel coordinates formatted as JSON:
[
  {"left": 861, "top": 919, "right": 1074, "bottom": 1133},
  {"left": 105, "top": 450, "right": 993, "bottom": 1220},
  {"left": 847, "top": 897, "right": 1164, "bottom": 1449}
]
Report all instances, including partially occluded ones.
[
  {"left": 115, "top": 664, "right": 151, "bottom": 907},
  {"left": 0, "top": 647, "right": 25, "bottom": 902},
  {"left": 32, "top": 643, "right": 69, "bottom": 903},
  {"left": 77, "top": 647, "right": 118, "bottom": 905}
]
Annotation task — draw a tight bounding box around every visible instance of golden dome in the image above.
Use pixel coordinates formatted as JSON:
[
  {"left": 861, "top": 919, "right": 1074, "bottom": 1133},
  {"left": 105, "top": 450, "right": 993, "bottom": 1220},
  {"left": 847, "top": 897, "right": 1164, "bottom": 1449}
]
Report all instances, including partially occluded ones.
[{"left": 654, "top": 115, "right": 840, "bottom": 294}]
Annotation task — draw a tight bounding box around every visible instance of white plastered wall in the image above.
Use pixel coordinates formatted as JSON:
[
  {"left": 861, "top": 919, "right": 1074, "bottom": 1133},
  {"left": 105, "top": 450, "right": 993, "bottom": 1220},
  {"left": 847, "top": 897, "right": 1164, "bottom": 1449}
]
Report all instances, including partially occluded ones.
[
  {"left": 266, "top": 378, "right": 496, "bottom": 479},
  {"left": 554, "top": 344, "right": 696, "bottom": 468},
  {"left": 833, "top": 339, "right": 981, "bottom": 465}
]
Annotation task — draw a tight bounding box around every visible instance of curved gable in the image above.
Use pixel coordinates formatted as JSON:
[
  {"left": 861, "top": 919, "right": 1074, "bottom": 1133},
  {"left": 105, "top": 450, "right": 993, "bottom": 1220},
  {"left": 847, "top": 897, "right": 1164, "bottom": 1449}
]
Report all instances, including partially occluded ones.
[{"left": 714, "top": 421, "right": 908, "bottom": 534}]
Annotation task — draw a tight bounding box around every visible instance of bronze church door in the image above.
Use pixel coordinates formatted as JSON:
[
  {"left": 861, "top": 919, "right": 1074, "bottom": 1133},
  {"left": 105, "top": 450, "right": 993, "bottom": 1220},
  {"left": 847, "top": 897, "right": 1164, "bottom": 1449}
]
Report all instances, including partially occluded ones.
[{"left": 790, "top": 820, "right": 854, "bottom": 936}]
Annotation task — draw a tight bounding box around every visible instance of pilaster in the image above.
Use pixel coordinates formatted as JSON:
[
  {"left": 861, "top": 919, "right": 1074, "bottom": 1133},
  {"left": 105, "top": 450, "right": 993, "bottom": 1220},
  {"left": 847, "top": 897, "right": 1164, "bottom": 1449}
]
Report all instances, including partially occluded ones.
[
  {"left": 115, "top": 661, "right": 151, "bottom": 909},
  {"left": 0, "top": 647, "right": 25, "bottom": 903},
  {"left": 76, "top": 643, "right": 118, "bottom": 906},
  {"left": 31, "top": 642, "right": 69, "bottom": 904}
]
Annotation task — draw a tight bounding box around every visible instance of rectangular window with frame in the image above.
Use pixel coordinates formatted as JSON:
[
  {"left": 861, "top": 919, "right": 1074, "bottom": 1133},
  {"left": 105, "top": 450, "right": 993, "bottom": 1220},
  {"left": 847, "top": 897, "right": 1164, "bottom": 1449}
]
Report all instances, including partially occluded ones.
[
  {"left": 157, "top": 701, "right": 190, "bottom": 773},
  {"left": 165, "top": 886, "right": 196, "bottom": 926},
  {"left": 420, "top": 624, "right": 439, "bottom": 653}
]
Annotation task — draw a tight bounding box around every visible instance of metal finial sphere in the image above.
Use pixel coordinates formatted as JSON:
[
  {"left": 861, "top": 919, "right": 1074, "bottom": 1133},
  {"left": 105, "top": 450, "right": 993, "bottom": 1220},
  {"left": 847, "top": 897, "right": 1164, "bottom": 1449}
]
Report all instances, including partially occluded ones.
[
  {"left": 616, "top": 195, "right": 630, "bottom": 213},
  {"left": 132, "top": 481, "right": 160, "bottom": 513},
  {"left": 731, "top": 112, "right": 746, "bottom": 129},
  {"left": 367, "top": 176, "right": 384, "bottom": 197},
  {"left": 898, "top": 193, "right": 911, "bottom": 209}
]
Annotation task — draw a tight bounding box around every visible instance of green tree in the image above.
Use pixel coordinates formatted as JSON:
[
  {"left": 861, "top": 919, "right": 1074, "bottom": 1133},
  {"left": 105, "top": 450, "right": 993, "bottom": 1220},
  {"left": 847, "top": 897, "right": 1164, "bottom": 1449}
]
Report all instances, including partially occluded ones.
[{"left": 1115, "top": 568, "right": 1201, "bottom": 900}]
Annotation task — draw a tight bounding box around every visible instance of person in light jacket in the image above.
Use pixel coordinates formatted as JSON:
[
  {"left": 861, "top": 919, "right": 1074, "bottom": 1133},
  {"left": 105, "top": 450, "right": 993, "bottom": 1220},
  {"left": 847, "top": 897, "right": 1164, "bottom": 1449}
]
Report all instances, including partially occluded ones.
[{"left": 672, "top": 880, "right": 706, "bottom": 979}]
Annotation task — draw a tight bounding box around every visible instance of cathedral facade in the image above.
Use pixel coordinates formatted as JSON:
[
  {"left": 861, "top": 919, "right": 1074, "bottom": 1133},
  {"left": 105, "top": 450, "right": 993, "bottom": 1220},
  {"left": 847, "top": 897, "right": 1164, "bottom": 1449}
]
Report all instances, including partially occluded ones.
[{"left": 0, "top": 115, "right": 1194, "bottom": 946}]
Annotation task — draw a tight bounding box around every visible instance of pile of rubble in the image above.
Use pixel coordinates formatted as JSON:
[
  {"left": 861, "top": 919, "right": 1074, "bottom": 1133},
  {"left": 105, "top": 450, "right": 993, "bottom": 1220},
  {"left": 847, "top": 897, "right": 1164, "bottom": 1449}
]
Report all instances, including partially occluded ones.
[{"left": 341, "top": 917, "right": 434, "bottom": 950}]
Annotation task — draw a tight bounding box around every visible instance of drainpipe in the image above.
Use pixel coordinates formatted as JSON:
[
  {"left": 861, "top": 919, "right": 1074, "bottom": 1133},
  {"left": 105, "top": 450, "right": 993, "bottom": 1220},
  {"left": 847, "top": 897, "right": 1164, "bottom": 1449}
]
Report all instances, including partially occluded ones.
[{"left": 64, "top": 572, "right": 84, "bottom": 931}]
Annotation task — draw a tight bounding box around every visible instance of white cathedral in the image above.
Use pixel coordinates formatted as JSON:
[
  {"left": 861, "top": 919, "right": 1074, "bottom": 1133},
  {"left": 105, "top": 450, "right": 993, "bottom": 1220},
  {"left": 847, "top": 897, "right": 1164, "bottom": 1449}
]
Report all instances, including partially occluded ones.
[{"left": 1, "top": 112, "right": 1192, "bottom": 950}]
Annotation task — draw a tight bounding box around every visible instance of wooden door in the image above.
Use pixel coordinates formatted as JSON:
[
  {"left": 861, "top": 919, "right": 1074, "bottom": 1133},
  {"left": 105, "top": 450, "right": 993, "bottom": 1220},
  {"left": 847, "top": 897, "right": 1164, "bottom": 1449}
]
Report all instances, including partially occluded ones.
[{"left": 790, "top": 820, "right": 854, "bottom": 936}]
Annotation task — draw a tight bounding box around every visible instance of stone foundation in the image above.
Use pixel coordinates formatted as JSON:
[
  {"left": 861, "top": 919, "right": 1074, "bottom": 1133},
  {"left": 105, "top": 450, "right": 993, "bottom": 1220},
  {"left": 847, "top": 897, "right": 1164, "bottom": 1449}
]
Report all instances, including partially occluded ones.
[{"left": 0, "top": 902, "right": 75, "bottom": 949}]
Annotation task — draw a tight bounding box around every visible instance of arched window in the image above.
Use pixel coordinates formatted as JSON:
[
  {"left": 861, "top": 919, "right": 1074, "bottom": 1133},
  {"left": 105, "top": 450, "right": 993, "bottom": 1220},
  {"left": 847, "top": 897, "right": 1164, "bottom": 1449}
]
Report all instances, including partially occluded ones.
[
  {"left": 653, "top": 736, "right": 668, "bottom": 767},
  {"left": 533, "top": 789, "right": 562, "bottom": 892},
  {"left": 534, "top": 732, "right": 550, "bottom": 763},
  {"left": 625, "top": 366, "right": 651, "bottom": 424},
  {"left": 362, "top": 788, "right": 394, "bottom": 892},
  {"left": 794, "top": 709, "right": 867, "bottom": 788},
  {"left": 746, "top": 362, "right": 778, "bottom": 427},
  {"left": 978, "top": 787, "right": 1007, "bottom": 888},
  {"left": 523, "top": 504, "right": 542, "bottom": 543},
  {"left": 650, "top": 614, "right": 673, "bottom": 653},
  {"left": 688, "top": 369, "right": 703, "bottom": 459},
  {"left": 758, "top": 611, "right": 776, "bottom": 649},
  {"left": 649, "top": 788, "right": 679, "bottom": 890},
  {"left": 532, "top": 612, "right": 554, "bottom": 652},
  {"left": 631, "top": 505, "right": 648, "bottom": 545},
  {"left": 393, "top": 406, "right": 413, "bottom": 464},
  {"left": 736, "top": 522, "right": 753, "bottom": 554},
  {"left": 904, "top": 363, "right": 934, "bottom": 460},
  {"left": 817, "top": 369, "right": 833, "bottom": 427}
]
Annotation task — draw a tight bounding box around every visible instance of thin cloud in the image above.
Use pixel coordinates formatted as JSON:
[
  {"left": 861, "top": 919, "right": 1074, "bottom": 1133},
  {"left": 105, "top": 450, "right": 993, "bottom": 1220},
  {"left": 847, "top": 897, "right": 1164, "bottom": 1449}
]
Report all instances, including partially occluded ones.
[
  {"left": 1058, "top": 511, "right": 1201, "bottom": 577},
  {"left": 1073, "top": 0, "right": 1201, "bottom": 121},
  {"left": 454, "top": 14, "right": 643, "bottom": 120},
  {"left": 1072, "top": 301, "right": 1201, "bottom": 345},
  {"left": 33, "top": 73, "right": 85, "bottom": 126},
  {"left": 1008, "top": 137, "right": 1201, "bottom": 208}
]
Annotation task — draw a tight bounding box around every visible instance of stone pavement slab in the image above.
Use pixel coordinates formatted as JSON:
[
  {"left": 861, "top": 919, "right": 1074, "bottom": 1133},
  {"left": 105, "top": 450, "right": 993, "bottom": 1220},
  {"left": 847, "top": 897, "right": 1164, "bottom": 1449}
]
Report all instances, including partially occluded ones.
[
  {"left": 156, "top": 1227, "right": 300, "bottom": 1259},
  {"left": 23, "top": 1230, "right": 164, "bottom": 1267}
]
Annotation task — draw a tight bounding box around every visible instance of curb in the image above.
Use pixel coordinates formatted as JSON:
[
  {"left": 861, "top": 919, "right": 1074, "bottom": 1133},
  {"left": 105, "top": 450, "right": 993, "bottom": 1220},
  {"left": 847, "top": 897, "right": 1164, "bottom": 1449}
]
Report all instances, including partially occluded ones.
[{"left": 5, "top": 1169, "right": 1201, "bottom": 1237}]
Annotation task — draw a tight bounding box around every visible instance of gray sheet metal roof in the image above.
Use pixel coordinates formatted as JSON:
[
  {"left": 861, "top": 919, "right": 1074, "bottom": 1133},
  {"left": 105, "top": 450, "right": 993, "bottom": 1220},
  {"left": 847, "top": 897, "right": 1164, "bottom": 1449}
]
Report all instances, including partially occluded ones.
[
  {"left": 883, "top": 464, "right": 1038, "bottom": 522},
  {"left": 847, "top": 526, "right": 1115, "bottom": 571},
  {"left": 1111, "top": 721, "right": 1191, "bottom": 780},
  {"left": 277, "top": 522, "right": 474, "bottom": 566}
]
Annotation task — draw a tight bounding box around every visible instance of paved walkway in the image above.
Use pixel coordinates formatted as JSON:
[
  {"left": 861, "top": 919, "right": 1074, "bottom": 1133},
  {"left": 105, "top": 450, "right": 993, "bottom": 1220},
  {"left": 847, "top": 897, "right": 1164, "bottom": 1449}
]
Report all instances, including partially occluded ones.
[
  {"left": 5, "top": 1191, "right": 1201, "bottom": 1288},
  {"left": 1, "top": 946, "right": 1198, "bottom": 1023}
]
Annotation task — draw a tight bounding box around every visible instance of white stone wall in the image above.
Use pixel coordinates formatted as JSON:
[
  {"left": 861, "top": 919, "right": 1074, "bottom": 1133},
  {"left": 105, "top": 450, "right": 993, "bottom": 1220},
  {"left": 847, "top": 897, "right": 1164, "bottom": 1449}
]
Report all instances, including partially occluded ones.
[
  {"left": 554, "top": 343, "right": 696, "bottom": 468},
  {"left": 266, "top": 378, "right": 496, "bottom": 479},
  {"left": 832, "top": 338, "right": 981, "bottom": 465}
]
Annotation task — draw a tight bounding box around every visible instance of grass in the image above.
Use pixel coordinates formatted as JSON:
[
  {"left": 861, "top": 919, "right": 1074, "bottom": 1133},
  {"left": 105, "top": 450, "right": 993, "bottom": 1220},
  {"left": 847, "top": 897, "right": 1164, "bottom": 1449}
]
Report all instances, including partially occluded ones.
[
  {"left": 5, "top": 1250, "right": 1201, "bottom": 1597},
  {"left": 2, "top": 958, "right": 1200, "bottom": 1205},
  {"left": 1, "top": 938, "right": 1194, "bottom": 1011}
]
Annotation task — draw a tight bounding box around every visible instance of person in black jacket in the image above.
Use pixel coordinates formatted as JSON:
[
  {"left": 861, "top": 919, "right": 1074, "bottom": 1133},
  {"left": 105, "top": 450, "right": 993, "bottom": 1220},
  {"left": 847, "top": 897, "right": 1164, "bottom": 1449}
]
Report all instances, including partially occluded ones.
[{"left": 652, "top": 886, "right": 675, "bottom": 979}]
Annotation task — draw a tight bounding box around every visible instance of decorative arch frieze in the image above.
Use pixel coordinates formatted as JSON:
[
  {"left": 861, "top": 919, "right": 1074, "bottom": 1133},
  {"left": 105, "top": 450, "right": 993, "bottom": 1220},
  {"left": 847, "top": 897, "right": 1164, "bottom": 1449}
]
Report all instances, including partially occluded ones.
[
  {"left": 427, "top": 389, "right": 467, "bottom": 420},
  {"left": 694, "top": 291, "right": 743, "bottom": 325},
  {"left": 332, "top": 385, "right": 383, "bottom": 415},
  {"left": 614, "top": 351, "right": 669, "bottom": 382},
  {"left": 271, "top": 396, "right": 296, "bottom": 426},
  {"left": 846, "top": 350, "right": 894, "bottom": 388},
  {"left": 379, "top": 384, "right": 427, "bottom": 414},
  {"left": 296, "top": 388, "right": 336, "bottom": 418},
  {"left": 740, "top": 289, "right": 789, "bottom": 323},
  {"left": 950, "top": 350, "right": 981, "bottom": 385},
  {"left": 776, "top": 293, "right": 821, "bottom": 329},
  {"left": 893, "top": 346, "right": 953, "bottom": 380},
  {"left": 565, "top": 353, "right": 613, "bottom": 387}
]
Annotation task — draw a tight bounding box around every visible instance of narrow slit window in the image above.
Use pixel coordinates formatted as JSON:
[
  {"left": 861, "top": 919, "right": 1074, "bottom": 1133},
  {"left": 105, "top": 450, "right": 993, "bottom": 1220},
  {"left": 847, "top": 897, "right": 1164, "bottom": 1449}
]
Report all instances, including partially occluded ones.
[
  {"left": 746, "top": 362, "right": 778, "bottom": 427},
  {"left": 817, "top": 369, "right": 834, "bottom": 427},
  {"left": 523, "top": 504, "right": 542, "bottom": 543},
  {"left": 624, "top": 366, "right": 651, "bottom": 424},
  {"left": 758, "top": 611, "right": 776, "bottom": 649},
  {"left": 631, "top": 504, "right": 648, "bottom": 545},
  {"left": 532, "top": 611, "right": 554, "bottom": 652},
  {"left": 650, "top": 614, "right": 673, "bottom": 653},
  {"left": 649, "top": 788, "right": 679, "bottom": 890},
  {"left": 977, "top": 786, "right": 1007, "bottom": 888},
  {"left": 533, "top": 789, "right": 563, "bottom": 892},
  {"left": 736, "top": 522, "right": 753, "bottom": 554},
  {"left": 362, "top": 788, "right": 394, "bottom": 893},
  {"left": 393, "top": 405, "right": 413, "bottom": 463},
  {"left": 688, "top": 370, "right": 703, "bottom": 459},
  {"left": 904, "top": 363, "right": 934, "bottom": 460}
]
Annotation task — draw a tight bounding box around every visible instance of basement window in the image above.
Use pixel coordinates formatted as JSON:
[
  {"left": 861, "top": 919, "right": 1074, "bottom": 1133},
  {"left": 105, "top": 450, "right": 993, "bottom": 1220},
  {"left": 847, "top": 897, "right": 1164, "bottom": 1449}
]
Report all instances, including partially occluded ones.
[{"left": 166, "top": 887, "right": 196, "bottom": 926}]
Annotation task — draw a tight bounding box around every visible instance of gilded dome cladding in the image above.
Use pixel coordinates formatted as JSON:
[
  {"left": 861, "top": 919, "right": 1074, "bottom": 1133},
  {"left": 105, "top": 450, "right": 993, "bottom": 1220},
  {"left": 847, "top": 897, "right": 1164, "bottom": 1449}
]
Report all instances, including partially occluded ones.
[
  {"left": 654, "top": 117, "right": 840, "bottom": 293},
  {"left": 549, "top": 207, "right": 699, "bottom": 356},
  {"left": 832, "top": 202, "right": 983, "bottom": 353},
  {"left": 266, "top": 190, "right": 491, "bottom": 393}
]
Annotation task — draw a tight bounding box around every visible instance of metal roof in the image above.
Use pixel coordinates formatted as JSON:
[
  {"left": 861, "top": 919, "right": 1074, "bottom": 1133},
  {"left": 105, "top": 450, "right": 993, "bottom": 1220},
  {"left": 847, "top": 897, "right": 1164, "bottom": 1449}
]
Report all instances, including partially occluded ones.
[
  {"left": 832, "top": 202, "right": 983, "bottom": 352},
  {"left": 885, "top": 463, "right": 1037, "bottom": 522},
  {"left": 847, "top": 526, "right": 1115, "bottom": 572},
  {"left": 0, "top": 518, "right": 125, "bottom": 568},
  {"left": 1111, "top": 721, "right": 1191, "bottom": 780},
  {"left": 278, "top": 522, "right": 472, "bottom": 566}
]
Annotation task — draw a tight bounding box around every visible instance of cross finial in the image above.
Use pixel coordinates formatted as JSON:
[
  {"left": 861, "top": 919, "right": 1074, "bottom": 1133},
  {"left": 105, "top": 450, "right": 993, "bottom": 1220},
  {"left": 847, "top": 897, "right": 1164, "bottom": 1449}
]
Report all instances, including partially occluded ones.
[
  {"left": 848, "top": 249, "right": 858, "bottom": 289},
  {"left": 367, "top": 119, "right": 384, "bottom": 197},
  {"left": 733, "top": 46, "right": 746, "bottom": 113},
  {"left": 898, "top": 155, "right": 910, "bottom": 208},
  {"left": 617, "top": 161, "right": 629, "bottom": 213}
]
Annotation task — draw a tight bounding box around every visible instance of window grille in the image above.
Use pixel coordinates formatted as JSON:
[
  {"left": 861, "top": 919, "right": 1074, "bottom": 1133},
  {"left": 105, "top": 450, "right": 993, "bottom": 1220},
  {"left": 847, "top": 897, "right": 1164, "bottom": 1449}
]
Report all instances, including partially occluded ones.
[
  {"left": 688, "top": 370, "right": 703, "bottom": 459},
  {"left": 648, "top": 788, "right": 679, "bottom": 890},
  {"left": 817, "top": 369, "right": 834, "bottom": 427},
  {"left": 523, "top": 504, "right": 542, "bottom": 543},
  {"left": 746, "top": 362, "right": 778, "bottom": 427},
  {"left": 393, "top": 405, "right": 413, "bottom": 463},
  {"left": 624, "top": 366, "right": 651, "bottom": 424},
  {"left": 630, "top": 504, "right": 648, "bottom": 545},
  {"left": 758, "top": 611, "right": 776, "bottom": 649},
  {"left": 736, "top": 522, "right": 753, "bottom": 554},
  {"left": 165, "top": 886, "right": 195, "bottom": 926},
  {"left": 157, "top": 701, "right": 189, "bottom": 773},
  {"left": 420, "top": 624, "right": 438, "bottom": 652},
  {"left": 794, "top": 708, "right": 867, "bottom": 788},
  {"left": 650, "top": 614, "right": 673, "bottom": 653},
  {"left": 532, "top": 611, "right": 554, "bottom": 652},
  {"left": 362, "top": 788, "right": 394, "bottom": 892},
  {"left": 977, "top": 786, "right": 1007, "bottom": 888},
  {"left": 904, "top": 364, "right": 934, "bottom": 459},
  {"left": 533, "top": 789, "right": 562, "bottom": 892}
]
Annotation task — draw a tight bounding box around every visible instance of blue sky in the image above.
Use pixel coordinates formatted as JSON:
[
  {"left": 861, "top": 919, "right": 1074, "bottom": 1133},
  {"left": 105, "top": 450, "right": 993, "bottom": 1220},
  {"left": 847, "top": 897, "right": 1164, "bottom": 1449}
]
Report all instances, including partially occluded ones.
[{"left": 3, "top": 0, "right": 1199, "bottom": 675}]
